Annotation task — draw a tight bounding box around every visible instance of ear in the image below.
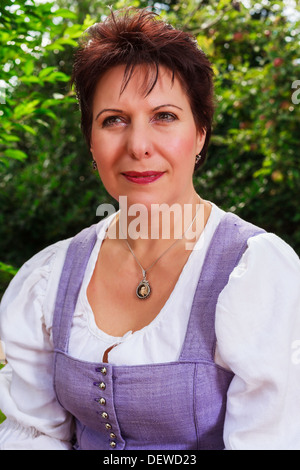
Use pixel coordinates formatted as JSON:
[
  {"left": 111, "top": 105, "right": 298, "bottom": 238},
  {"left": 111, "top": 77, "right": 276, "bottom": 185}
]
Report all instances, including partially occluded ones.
[
  {"left": 196, "top": 129, "right": 206, "bottom": 155},
  {"left": 89, "top": 134, "right": 94, "bottom": 154}
]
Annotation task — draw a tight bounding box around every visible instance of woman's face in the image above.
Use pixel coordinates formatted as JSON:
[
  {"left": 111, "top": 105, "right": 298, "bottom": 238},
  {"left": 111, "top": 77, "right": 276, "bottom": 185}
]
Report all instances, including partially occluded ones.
[{"left": 90, "top": 64, "right": 205, "bottom": 208}]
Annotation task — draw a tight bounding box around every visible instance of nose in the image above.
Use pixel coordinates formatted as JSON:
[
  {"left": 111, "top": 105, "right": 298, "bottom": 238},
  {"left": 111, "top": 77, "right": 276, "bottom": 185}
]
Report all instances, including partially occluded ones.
[{"left": 126, "top": 121, "right": 152, "bottom": 160}]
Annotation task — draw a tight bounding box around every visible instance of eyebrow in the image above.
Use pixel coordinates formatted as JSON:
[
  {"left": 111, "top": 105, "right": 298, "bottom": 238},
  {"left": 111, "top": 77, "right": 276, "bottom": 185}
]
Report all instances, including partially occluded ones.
[
  {"left": 95, "top": 108, "right": 123, "bottom": 121},
  {"left": 153, "top": 104, "right": 183, "bottom": 112},
  {"left": 95, "top": 104, "right": 183, "bottom": 121}
]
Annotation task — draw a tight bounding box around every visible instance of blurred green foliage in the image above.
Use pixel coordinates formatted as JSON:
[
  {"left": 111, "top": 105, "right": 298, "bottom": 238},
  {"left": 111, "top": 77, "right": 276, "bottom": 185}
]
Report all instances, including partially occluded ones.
[{"left": 0, "top": 0, "right": 299, "bottom": 300}]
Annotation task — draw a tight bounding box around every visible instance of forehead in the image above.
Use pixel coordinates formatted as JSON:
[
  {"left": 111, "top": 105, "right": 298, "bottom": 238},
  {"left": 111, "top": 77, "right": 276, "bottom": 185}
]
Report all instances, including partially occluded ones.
[{"left": 92, "top": 64, "right": 189, "bottom": 108}]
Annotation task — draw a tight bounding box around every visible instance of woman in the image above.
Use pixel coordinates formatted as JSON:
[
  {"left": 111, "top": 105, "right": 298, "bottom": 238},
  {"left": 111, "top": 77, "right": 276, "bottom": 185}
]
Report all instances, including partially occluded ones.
[{"left": 0, "top": 8, "right": 300, "bottom": 450}]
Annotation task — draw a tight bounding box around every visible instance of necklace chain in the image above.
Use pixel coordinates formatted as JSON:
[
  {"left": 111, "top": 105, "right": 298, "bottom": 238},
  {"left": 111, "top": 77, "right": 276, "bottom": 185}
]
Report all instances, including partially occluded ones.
[{"left": 119, "top": 197, "right": 202, "bottom": 299}]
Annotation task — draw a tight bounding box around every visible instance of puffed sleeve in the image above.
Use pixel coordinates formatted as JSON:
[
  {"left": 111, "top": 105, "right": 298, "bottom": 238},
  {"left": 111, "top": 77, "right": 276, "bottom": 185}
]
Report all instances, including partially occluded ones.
[
  {"left": 0, "top": 240, "right": 74, "bottom": 450},
  {"left": 215, "top": 232, "right": 300, "bottom": 450}
]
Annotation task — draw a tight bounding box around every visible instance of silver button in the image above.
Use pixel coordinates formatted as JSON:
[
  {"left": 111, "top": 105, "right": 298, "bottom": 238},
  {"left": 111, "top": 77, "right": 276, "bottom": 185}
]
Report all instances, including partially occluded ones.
[
  {"left": 100, "top": 367, "right": 107, "bottom": 375},
  {"left": 105, "top": 423, "right": 112, "bottom": 430},
  {"left": 99, "top": 397, "right": 106, "bottom": 405},
  {"left": 110, "top": 441, "right": 116, "bottom": 448},
  {"left": 101, "top": 412, "right": 109, "bottom": 419},
  {"left": 99, "top": 382, "right": 106, "bottom": 390}
]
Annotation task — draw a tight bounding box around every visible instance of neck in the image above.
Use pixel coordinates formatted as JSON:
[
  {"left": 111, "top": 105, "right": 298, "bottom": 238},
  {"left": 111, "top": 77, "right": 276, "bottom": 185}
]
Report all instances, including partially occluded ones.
[{"left": 106, "top": 193, "right": 210, "bottom": 256}]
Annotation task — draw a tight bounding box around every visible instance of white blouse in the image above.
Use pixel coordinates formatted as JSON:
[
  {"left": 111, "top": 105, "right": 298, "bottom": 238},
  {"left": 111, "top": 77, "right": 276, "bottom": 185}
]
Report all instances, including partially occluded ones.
[{"left": 1, "top": 203, "right": 300, "bottom": 450}]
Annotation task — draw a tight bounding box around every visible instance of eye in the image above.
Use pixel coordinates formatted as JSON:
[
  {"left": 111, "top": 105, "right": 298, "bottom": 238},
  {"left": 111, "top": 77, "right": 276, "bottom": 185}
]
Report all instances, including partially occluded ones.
[
  {"left": 101, "top": 116, "right": 126, "bottom": 128},
  {"left": 153, "top": 112, "right": 178, "bottom": 123}
]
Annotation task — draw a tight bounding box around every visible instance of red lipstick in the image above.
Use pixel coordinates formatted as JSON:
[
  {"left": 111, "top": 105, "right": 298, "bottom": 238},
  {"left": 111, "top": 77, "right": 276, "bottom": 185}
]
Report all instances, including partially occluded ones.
[{"left": 122, "top": 171, "right": 165, "bottom": 184}]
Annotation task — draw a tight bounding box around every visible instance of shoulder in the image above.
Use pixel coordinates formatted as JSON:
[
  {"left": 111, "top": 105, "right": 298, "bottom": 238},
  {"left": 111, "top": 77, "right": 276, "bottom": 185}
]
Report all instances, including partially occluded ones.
[
  {"left": 236, "top": 231, "right": 300, "bottom": 283},
  {"left": 0, "top": 237, "right": 71, "bottom": 308},
  {"left": 0, "top": 215, "right": 113, "bottom": 327},
  {"left": 210, "top": 204, "right": 299, "bottom": 272},
  {"left": 1, "top": 216, "right": 109, "bottom": 302},
  {"left": 217, "top": 227, "right": 300, "bottom": 312}
]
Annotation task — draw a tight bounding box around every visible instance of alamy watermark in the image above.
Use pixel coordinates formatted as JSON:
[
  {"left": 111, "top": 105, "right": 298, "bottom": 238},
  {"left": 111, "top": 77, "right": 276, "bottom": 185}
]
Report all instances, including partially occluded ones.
[
  {"left": 292, "top": 80, "right": 300, "bottom": 105},
  {"left": 0, "top": 86, "right": 6, "bottom": 105},
  {"left": 96, "top": 196, "right": 205, "bottom": 251},
  {"left": 291, "top": 340, "right": 300, "bottom": 365},
  {"left": 0, "top": 79, "right": 7, "bottom": 105}
]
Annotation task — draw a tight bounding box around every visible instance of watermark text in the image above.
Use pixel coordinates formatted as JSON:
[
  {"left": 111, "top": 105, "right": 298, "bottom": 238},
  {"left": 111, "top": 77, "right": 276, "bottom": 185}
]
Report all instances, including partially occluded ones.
[
  {"left": 292, "top": 80, "right": 300, "bottom": 104},
  {"left": 96, "top": 196, "right": 205, "bottom": 250}
]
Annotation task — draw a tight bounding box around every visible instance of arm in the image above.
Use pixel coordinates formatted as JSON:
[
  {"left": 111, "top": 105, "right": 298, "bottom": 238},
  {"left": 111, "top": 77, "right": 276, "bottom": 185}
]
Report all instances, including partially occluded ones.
[
  {"left": 216, "top": 233, "right": 300, "bottom": 450},
  {"left": 0, "top": 241, "right": 74, "bottom": 450}
]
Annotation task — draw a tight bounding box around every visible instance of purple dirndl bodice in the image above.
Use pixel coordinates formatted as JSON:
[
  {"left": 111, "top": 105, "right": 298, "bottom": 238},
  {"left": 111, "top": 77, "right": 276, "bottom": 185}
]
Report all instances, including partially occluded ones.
[{"left": 52, "top": 212, "right": 264, "bottom": 450}]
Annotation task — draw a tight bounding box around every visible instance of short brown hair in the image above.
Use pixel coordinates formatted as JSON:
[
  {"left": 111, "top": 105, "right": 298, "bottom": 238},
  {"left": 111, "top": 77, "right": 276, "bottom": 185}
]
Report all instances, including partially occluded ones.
[{"left": 71, "top": 7, "right": 215, "bottom": 169}]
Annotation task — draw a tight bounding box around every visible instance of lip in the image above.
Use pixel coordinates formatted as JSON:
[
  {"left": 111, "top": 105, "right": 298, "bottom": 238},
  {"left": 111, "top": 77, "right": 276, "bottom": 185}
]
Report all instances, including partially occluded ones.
[{"left": 121, "top": 171, "right": 165, "bottom": 184}]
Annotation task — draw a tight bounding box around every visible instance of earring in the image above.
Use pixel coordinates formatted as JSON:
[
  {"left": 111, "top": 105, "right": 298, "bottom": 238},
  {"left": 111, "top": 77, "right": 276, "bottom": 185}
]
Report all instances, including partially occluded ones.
[
  {"left": 92, "top": 159, "right": 97, "bottom": 170},
  {"left": 195, "top": 154, "right": 201, "bottom": 165}
]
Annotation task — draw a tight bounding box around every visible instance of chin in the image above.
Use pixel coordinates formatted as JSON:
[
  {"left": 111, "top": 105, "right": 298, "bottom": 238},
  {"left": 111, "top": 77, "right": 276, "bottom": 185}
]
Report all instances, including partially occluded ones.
[{"left": 117, "top": 192, "right": 168, "bottom": 210}]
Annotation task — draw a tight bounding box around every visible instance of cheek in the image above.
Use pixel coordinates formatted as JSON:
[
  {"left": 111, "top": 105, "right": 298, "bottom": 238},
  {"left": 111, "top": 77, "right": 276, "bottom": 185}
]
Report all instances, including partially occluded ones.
[
  {"left": 167, "top": 132, "right": 199, "bottom": 162},
  {"left": 90, "top": 126, "right": 104, "bottom": 155},
  {"left": 90, "top": 128, "right": 117, "bottom": 163}
]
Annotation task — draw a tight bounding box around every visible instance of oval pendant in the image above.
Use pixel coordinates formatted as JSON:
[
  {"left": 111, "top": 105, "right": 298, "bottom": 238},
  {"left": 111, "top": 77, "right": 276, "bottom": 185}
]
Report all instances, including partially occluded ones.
[{"left": 136, "top": 279, "right": 151, "bottom": 300}]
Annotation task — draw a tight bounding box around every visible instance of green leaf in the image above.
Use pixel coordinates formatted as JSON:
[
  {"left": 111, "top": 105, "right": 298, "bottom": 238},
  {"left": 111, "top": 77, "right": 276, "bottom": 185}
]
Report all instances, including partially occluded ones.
[
  {"left": 0, "top": 262, "right": 18, "bottom": 276},
  {"left": 39, "top": 66, "right": 57, "bottom": 79},
  {"left": 44, "top": 71, "right": 70, "bottom": 83},
  {"left": 53, "top": 8, "right": 78, "bottom": 20},
  {"left": 20, "top": 124, "right": 37, "bottom": 136},
  {"left": 13, "top": 100, "right": 40, "bottom": 119},
  {"left": 3, "top": 149, "right": 27, "bottom": 161},
  {"left": 1, "top": 134, "right": 20, "bottom": 143},
  {"left": 24, "top": 60, "right": 35, "bottom": 77},
  {"left": 19, "top": 76, "right": 41, "bottom": 85}
]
